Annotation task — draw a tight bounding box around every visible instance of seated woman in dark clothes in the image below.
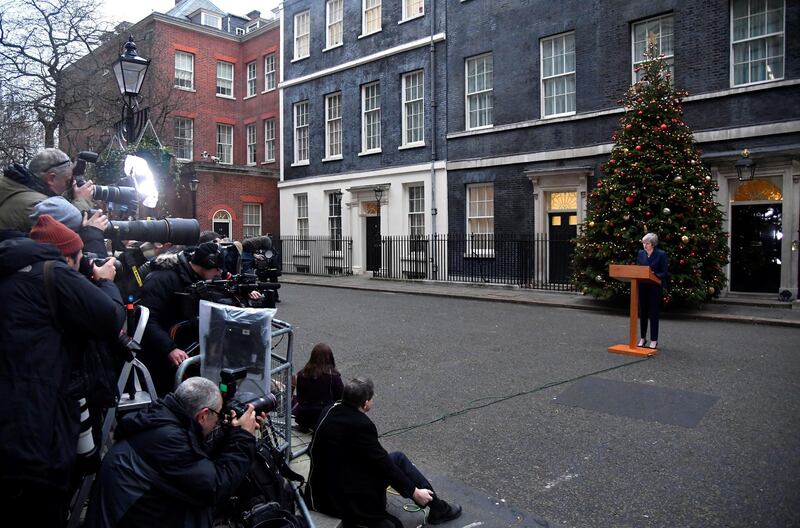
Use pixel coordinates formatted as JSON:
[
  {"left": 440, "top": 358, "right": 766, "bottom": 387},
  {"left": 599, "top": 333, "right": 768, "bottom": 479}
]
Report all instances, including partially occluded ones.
[{"left": 293, "top": 343, "right": 344, "bottom": 431}]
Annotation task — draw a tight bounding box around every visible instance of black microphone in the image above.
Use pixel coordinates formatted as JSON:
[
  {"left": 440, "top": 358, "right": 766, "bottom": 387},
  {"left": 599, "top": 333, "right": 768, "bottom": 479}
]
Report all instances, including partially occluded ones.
[{"left": 242, "top": 235, "right": 272, "bottom": 253}]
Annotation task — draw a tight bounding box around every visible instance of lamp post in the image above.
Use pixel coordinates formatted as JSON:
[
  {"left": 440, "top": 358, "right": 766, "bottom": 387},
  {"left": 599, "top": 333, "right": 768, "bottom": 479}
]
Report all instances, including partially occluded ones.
[
  {"left": 189, "top": 177, "right": 199, "bottom": 219},
  {"left": 112, "top": 35, "right": 151, "bottom": 144},
  {"left": 735, "top": 149, "right": 756, "bottom": 181},
  {"left": 374, "top": 186, "right": 384, "bottom": 213}
]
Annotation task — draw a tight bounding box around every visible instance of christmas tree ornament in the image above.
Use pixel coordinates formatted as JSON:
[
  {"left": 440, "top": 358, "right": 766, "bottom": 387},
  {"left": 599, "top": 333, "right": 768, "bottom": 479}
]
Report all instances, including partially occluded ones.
[
  {"left": 708, "top": 287, "right": 715, "bottom": 294},
  {"left": 662, "top": 207, "right": 671, "bottom": 214},
  {"left": 588, "top": 221, "right": 595, "bottom": 227},
  {"left": 674, "top": 175, "right": 682, "bottom": 183},
  {"left": 681, "top": 235, "right": 690, "bottom": 244}
]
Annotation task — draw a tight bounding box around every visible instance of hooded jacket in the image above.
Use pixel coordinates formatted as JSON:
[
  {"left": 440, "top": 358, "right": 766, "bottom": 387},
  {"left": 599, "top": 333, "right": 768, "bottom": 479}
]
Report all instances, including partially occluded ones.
[
  {"left": 0, "top": 168, "right": 50, "bottom": 232},
  {"left": 84, "top": 393, "right": 256, "bottom": 528},
  {"left": 0, "top": 236, "right": 125, "bottom": 490}
]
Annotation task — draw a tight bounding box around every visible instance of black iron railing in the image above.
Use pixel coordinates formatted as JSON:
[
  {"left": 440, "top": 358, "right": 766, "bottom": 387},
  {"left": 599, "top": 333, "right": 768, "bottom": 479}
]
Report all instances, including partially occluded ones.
[
  {"left": 273, "top": 236, "right": 353, "bottom": 276},
  {"left": 374, "top": 234, "right": 575, "bottom": 291}
]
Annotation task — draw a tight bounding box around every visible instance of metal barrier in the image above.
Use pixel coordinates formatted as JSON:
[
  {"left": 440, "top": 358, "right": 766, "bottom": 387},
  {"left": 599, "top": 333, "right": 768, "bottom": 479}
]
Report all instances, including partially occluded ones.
[
  {"left": 273, "top": 236, "right": 354, "bottom": 276},
  {"left": 375, "top": 233, "right": 575, "bottom": 291}
]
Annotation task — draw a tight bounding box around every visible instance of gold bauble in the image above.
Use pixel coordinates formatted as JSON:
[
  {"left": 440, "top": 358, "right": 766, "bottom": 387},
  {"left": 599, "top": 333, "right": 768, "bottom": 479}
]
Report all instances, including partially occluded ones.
[
  {"left": 681, "top": 235, "right": 689, "bottom": 244},
  {"left": 708, "top": 287, "right": 715, "bottom": 294}
]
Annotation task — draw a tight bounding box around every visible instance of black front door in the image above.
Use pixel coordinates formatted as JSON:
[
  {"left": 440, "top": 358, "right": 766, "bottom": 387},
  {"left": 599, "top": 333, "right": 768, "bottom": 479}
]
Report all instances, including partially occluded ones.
[
  {"left": 548, "top": 212, "right": 576, "bottom": 283},
  {"left": 730, "top": 204, "right": 782, "bottom": 292},
  {"left": 366, "top": 216, "right": 381, "bottom": 272}
]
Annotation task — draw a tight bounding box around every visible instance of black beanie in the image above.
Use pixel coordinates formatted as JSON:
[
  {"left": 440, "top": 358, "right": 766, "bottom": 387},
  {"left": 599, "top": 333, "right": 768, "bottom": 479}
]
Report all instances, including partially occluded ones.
[{"left": 191, "top": 242, "right": 223, "bottom": 269}]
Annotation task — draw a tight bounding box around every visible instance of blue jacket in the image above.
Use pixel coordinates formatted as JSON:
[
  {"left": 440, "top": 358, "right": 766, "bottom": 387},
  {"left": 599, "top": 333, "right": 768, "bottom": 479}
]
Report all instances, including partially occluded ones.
[{"left": 637, "top": 248, "right": 668, "bottom": 288}]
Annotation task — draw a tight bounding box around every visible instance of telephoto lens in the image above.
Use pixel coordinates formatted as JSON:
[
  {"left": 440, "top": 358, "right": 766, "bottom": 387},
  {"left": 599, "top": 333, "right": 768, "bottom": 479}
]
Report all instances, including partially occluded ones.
[
  {"left": 227, "top": 392, "right": 279, "bottom": 418},
  {"left": 105, "top": 218, "right": 200, "bottom": 245}
]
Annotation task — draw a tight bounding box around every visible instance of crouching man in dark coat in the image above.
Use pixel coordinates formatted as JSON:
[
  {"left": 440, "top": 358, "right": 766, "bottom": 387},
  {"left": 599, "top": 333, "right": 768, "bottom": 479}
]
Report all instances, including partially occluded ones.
[
  {"left": 85, "top": 376, "right": 259, "bottom": 528},
  {"left": 305, "top": 377, "right": 462, "bottom": 527}
]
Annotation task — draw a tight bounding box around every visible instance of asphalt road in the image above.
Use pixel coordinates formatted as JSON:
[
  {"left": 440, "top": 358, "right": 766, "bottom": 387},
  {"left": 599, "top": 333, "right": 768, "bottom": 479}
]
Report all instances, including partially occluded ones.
[{"left": 276, "top": 284, "right": 800, "bottom": 528}]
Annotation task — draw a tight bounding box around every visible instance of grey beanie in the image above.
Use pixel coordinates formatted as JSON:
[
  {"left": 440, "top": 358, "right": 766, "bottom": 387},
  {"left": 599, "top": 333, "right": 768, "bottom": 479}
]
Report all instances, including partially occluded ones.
[{"left": 30, "top": 196, "right": 82, "bottom": 233}]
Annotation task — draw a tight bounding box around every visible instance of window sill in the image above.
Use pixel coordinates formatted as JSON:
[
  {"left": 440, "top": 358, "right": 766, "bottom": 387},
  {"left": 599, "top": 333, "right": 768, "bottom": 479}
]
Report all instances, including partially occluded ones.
[
  {"left": 291, "top": 56, "right": 309, "bottom": 63},
  {"left": 323, "top": 43, "right": 343, "bottom": 53},
  {"left": 398, "top": 13, "right": 425, "bottom": 25},
  {"left": 174, "top": 86, "right": 196, "bottom": 92},
  {"left": 358, "top": 29, "right": 382, "bottom": 39},
  {"left": 399, "top": 142, "right": 425, "bottom": 150},
  {"left": 466, "top": 124, "right": 493, "bottom": 132},
  {"left": 218, "top": 162, "right": 233, "bottom": 166},
  {"left": 261, "top": 88, "right": 276, "bottom": 94},
  {"left": 216, "top": 94, "right": 236, "bottom": 100},
  {"left": 176, "top": 157, "right": 193, "bottom": 163},
  {"left": 731, "top": 76, "right": 785, "bottom": 89},
  {"left": 291, "top": 161, "right": 310, "bottom": 167},
  {"left": 358, "top": 149, "right": 382, "bottom": 156},
  {"left": 261, "top": 159, "right": 276, "bottom": 165},
  {"left": 321, "top": 155, "right": 343, "bottom": 163},
  {"left": 243, "top": 94, "right": 257, "bottom": 100},
  {"left": 541, "top": 110, "right": 575, "bottom": 120},
  {"left": 246, "top": 162, "right": 257, "bottom": 167}
]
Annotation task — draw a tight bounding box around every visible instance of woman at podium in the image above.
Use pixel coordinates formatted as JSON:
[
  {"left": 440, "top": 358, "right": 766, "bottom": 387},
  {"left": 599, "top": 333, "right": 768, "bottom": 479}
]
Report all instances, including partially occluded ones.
[{"left": 637, "top": 233, "right": 669, "bottom": 349}]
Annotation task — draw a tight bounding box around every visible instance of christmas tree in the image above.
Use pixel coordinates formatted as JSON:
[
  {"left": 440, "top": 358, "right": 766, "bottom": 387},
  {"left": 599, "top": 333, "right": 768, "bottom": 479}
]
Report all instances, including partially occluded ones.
[{"left": 572, "top": 45, "right": 728, "bottom": 306}]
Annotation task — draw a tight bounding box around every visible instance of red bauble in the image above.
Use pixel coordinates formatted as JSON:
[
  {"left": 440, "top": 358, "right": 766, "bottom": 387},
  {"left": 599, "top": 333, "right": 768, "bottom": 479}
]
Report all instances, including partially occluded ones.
[
  {"left": 625, "top": 196, "right": 635, "bottom": 204},
  {"left": 635, "top": 145, "right": 642, "bottom": 151},
  {"left": 609, "top": 159, "right": 615, "bottom": 164},
  {"left": 679, "top": 259, "right": 686, "bottom": 266},
  {"left": 660, "top": 124, "right": 668, "bottom": 130},
  {"left": 664, "top": 151, "right": 670, "bottom": 156},
  {"left": 625, "top": 124, "right": 632, "bottom": 129},
  {"left": 596, "top": 180, "right": 603, "bottom": 188},
  {"left": 637, "top": 110, "right": 643, "bottom": 115},
  {"left": 645, "top": 211, "right": 653, "bottom": 219}
]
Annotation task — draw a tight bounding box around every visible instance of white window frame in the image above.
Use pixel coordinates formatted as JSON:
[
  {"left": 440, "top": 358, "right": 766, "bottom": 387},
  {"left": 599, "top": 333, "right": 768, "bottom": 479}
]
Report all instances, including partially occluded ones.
[
  {"left": 247, "top": 22, "right": 260, "bottom": 33},
  {"left": 632, "top": 14, "right": 674, "bottom": 83},
  {"left": 246, "top": 61, "right": 257, "bottom": 97},
  {"left": 294, "top": 10, "right": 311, "bottom": 61},
  {"left": 216, "top": 124, "right": 233, "bottom": 165},
  {"left": 216, "top": 61, "right": 234, "bottom": 98},
  {"left": 361, "top": 81, "right": 381, "bottom": 154},
  {"left": 264, "top": 119, "right": 276, "bottom": 162},
  {"left": 174, "top": 51, "right": 194, "bottom": 90},
  {"left": 236, "top": 27, "right": 245, "bottom": 36},
  {"left": 362, "top": 0, "right": 382, "bottom": 36},
  {"left": 243, "top": 203, "right": 262, "bottom": 238},
  {"left": 328, "top": 192, "right": 343, "bottom": 251},
  {"left": 212, "top": 209, "right": 232, "bottom": 239},
  {"left": 293, "top": 101, "right": 309, "bottom": 164},
  {"left": 325, "top": 92, "right": 343, "bottom": 160},
  {"left": 401, "top": 0, "right": 424, "bottom": 22},
  {"left": 201, "top": 11, "right": 222, "bottom": 30},
  {"left": 731, "top": 0, "right": 785, "bottom": 87},
  {"left": 408, "top": 184, "right": 425, "bottom": 236},
  {"left": 465, "top": 53, "right": 493, "bottom": 130},
  {"left": 246, "top": 124, "right": 257, "bottom": 165},
  {"left": 264, "top": 54, "right": 276, "bottom": 91},
  {"left": 296, "top": 194, "right": 309, "bottom": 250},
  {"left": 466, "top": 183, "right": 494, "bottom": 256},
  {"left": 401, "top": 70, "right": 424, "bottom": 147},
  {"left": 174, "top": 117, "right": 193, "bottom": 161},
  {"left": 326, "top": 0, "right": 344, "bottom": 50},
  {"left": 541, "top": 32, "right": 576, "bottom": 118}
]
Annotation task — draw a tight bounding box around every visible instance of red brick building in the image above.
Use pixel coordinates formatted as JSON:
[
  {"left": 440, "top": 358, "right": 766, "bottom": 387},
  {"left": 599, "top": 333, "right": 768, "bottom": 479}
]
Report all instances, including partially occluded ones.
[{"left": 64, "top": 0, "right": 281, "bottom": 239}]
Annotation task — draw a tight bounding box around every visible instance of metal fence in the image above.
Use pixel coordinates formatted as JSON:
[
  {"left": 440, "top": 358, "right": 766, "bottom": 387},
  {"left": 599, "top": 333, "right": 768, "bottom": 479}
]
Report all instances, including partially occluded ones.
[
  {"left": 273, "top": 236, "right": 354, "bottom": 276},
  {"left": 374, "top": 233, "right": 575, "bottom": 291}
]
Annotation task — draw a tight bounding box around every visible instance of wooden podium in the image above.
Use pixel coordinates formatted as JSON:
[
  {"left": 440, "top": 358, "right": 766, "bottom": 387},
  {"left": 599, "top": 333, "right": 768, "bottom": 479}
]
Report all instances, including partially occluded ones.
[{"left": 607, "top": 264, "right": 661, "bottom": 357}]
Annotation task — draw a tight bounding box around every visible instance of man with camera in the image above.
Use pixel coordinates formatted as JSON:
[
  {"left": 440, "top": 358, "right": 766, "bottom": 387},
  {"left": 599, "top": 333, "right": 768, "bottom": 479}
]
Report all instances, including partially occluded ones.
[
  {"left": 0, "top": 214, "right": 124, "bottom": 526},
  {"left": 306, "top": 377, "right": 462, "bottom": 527},
  {"left": 0, "top": 148, "right": 95, "bottom": 232},
  {"left": 85, "top": 376, "right": 259, "bottom": 527}
]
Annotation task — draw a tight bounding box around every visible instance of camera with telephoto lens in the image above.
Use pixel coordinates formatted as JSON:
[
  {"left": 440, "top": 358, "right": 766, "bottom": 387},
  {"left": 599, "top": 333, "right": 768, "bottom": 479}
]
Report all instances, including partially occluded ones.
[
  {"left": 78, "top": 252, "right": 123, "bottom": 278},
  {"left": 72, "top": 150, "right": 139, "bottom": 205},
  {"left": 219, "top": 367, "right": 278, "bottom": 420}
]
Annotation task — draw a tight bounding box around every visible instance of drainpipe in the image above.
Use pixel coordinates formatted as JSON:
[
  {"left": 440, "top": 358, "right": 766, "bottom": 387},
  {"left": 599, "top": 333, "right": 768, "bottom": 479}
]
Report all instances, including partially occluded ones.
[{"left": 429, "top": 0, "right": 438, "bottom": 236}]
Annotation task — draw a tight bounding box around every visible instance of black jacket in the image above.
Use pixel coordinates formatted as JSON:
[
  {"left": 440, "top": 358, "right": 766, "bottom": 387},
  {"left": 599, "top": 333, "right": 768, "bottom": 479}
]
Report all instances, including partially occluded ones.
[
  {"left": 85, "top": 393, "right": 256, "bottom": 528},
  {"left": 0, "top": 237, "right": 125, "bottom": 491},
  {"left": 305, "top": 402, "right": 416, "bottom": 523}
]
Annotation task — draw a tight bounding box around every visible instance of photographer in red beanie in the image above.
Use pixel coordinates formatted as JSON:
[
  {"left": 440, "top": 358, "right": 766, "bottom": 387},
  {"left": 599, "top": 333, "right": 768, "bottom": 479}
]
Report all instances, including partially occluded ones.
[{"left": 0, "top": 214, "right": 124, "bottom": 527}]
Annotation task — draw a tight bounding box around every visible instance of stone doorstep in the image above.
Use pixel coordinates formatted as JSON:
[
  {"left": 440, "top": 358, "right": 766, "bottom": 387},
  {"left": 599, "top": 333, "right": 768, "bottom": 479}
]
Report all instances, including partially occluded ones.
[{"left": 290, "top": 427, "right": 343, "bottom": 528}]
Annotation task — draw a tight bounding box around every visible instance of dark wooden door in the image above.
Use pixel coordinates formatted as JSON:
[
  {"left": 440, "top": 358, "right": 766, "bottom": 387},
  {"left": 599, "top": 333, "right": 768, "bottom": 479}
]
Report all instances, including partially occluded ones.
[
  {"left": 548, "top": 212, "right": 577, "bottom": 283},
  {"left": 366, "top": 216, "right": 381, "bottom": 272},
  {"left": 731, "top": 204, "right": 782, "bottom": 292}
]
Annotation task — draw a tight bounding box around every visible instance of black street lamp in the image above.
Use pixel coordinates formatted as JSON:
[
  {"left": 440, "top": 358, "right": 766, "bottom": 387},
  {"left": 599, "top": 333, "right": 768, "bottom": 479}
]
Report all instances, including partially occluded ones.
[
  {"left": 735, "top": 149, "right": 756, "bottom": 181},
  {"left": 189, "top": 177, "right": 199, "bottom": 219},
  {"left": 374, "top": 186, "right": 384, "bottom": 213},
  {"left": 112, "top": 35, "right": 151, "bottom": 144}
]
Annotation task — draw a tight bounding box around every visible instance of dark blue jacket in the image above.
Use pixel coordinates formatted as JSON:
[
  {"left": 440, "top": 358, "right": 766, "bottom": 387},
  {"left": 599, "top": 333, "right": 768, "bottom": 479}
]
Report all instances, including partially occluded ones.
[
  {"left": 637, "top": 248, "right": 669, "bottom": 288},
  {"left": 85, "top": 393, "right": 256, "bottom": 528},
  {"left": 0, "top": 237, "right": 124, "bottom": 491}
]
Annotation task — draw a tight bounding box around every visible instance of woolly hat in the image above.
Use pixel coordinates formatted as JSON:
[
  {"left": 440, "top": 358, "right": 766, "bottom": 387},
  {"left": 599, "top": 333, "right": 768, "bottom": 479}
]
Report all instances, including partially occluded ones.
[
  {"left": 30, "top": 196, "right": 83, "bottom": 232},
  {"left": 191, "top": 242, "right": 223, "bottom": 270},
  {"left": 29, "top": 214, "right": 84, "bottom": 257}
]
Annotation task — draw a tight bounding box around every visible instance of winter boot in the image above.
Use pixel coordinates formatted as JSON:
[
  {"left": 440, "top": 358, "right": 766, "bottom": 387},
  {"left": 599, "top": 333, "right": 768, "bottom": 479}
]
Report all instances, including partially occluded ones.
[{"left": 426, "top": 497, "right": 462, "bottom": 525}]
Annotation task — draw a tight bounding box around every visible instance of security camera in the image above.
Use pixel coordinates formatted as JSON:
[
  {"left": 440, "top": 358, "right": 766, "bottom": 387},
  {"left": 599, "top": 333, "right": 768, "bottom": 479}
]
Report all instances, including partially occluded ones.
[{"left": 201, "top": 150, "right": 209, "bottom": 159}]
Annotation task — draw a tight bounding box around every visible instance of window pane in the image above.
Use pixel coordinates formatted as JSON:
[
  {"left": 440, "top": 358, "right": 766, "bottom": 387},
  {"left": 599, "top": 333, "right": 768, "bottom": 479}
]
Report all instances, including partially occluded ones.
[
  {"left": 733, "top": 0, "right": 749, "bottom": 18},
  {"left": 733, "top": 18, "right": 748, "bottom": 41},
  {"left": 750, "top": 12, "right": 766, "bottom": 37}
]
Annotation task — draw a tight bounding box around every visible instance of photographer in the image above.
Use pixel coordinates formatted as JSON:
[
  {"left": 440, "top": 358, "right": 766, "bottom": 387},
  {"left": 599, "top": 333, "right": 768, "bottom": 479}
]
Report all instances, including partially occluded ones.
[
  {"left": 85, "top": 376, "right": 259, "bottom": 528},
  {"left": 31, "top": 196, "right": 110, "bottom": 256},
  {"left": 0, "top": 148, "right": 95, "bottom": 232},
  {"left": 0, "top": 214, "right": 124, "bottom": 527}
]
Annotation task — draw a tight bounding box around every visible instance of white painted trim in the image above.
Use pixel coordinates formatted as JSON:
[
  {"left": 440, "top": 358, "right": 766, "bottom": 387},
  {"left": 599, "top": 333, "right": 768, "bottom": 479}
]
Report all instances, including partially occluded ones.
[
  {"left": 399, "top": 142, "right": 425, "bottom": 150},
  {"left": 278, "top": 161, "right": 447, "bottom": 188},
  {"left": 358, "top": 149, "right": 382, "bottom": 156},
  {"left": 447, "top": 120, "right": 800, "bottom": 170},
  {"left": 281, "top": 33, "right": 446, "bottom": 88},
  {"left": 685, "top": 78, "right": 800, "bottom": 102}
]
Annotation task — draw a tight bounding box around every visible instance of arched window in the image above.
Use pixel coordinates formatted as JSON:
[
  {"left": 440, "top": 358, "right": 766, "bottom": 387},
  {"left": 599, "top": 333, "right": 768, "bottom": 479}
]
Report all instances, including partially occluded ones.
[{"left": 212, "top": 209, "right": 232, "bottom": 239}]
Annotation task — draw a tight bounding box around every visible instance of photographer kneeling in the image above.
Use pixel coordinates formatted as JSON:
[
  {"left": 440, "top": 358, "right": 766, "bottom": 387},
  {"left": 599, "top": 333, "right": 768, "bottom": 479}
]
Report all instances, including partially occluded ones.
[{"left": 85, "top": 376, "right": 259, "bottom": 528}]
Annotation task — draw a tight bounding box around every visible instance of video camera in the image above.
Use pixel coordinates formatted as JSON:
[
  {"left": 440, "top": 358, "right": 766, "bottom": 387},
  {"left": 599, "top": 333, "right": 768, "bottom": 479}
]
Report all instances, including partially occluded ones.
[
  {"left": 219, "top": 367, "right": 278, "bottom": 419},
  {"left": 72, "top": 151, "right": 139, "bottom": 206}
]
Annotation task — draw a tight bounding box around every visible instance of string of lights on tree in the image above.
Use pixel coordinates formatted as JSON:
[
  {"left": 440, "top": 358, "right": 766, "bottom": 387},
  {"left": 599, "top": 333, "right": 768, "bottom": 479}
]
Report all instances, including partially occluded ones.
[{"left": 571, "top": 43, "right": 729, "bottom": 306}]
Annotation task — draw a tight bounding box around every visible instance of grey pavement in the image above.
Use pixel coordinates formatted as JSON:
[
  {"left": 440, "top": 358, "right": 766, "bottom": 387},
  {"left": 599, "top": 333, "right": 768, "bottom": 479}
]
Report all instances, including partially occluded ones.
[{"left": 279, "top": 272, "right": 800, "bottom": 328}]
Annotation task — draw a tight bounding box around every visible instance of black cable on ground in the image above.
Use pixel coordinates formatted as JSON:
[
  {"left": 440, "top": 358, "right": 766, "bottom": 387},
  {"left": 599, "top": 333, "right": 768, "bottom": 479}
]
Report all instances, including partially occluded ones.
[{"left": 379, "top": 357, "right": 651, "bottom": 439}]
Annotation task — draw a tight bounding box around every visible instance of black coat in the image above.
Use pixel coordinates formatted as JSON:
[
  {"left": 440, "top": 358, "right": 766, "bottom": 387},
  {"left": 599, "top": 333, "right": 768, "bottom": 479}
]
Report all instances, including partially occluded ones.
[
  {"left": 294, "top": 372, "right": 344, "bottom": 430},
  {"left": 305, "top": 402, "right": 415, "bottom": 523},
  {"left": 0, "top": 237, "right": 125, "bottom": 491},
  {"left": 85, "top": 393, "right": 256, "bottom": 528}
]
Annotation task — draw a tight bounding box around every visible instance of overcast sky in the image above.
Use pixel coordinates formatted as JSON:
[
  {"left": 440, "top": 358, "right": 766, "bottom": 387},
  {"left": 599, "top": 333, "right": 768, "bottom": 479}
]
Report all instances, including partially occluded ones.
[{"left": 100, "top": 0, "right": 281, "bottom": 26}]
